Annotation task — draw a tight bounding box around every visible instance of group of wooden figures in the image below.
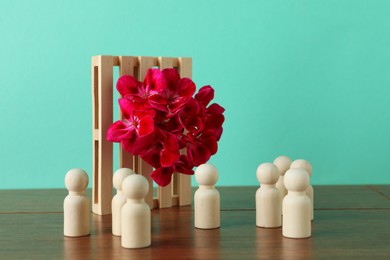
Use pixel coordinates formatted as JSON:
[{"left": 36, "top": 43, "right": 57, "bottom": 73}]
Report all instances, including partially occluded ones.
[
  {"left": 63, "top": 164, "right": 220, "bottom": 249},
  {"left": 256, "top": 156, "right": 313, "bottom": 239},
  {"left": 63, "top": 156, "right": 312, "bottom": 249}
]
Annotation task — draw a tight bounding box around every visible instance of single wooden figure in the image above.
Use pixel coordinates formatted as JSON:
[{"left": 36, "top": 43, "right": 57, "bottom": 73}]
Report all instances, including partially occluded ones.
[
  {"left": 112, "top": 168, "right": 135, "bottom": 236},
  {"left": 290, "top": 159, "right": 314, "bottom": 220},
  {"left": 283, "top": 168, "right": 311, "bottom": 239},
  {"left": 64, "top": 168, "right": 90, "bottom": 237},
  {"left": 256, "top": 163, "right": 281, "bottom": 228},
  {"left": 121, "top": 174, "right": 151, "bottom": 249},
  {"left": 273, "top": 155, "right": 292, "bottom": 211},
  {"left": 194, "top": 164, "right": 220, "bottom": 229}
]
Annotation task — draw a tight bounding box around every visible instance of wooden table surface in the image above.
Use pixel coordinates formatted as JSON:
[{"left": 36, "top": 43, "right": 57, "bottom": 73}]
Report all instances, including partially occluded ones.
[{"left": 0, "top": 185, "right": 389, "bottom": 259}]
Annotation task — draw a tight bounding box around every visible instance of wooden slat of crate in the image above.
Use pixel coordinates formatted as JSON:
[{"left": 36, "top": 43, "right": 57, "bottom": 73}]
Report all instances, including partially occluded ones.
[
  {"left": 92, "top": 55, "right": 114, "bottom": 215},
  {"left": 118, "top": 56, "right": 138, "bottom": 170},
  {"left": 177, "top": 57, "right": 192, "bottom": 206}
]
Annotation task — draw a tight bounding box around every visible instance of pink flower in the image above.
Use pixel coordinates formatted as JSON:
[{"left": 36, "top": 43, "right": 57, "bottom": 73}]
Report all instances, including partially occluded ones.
[
  {"left": 162, "top": 68, "right": 196, "bottom": 114},
  {"left": 107, "top": 67, "right": 225, "bottom": 187},
  {"left": 107, "top": 98, "right": 154, "bottom": 153},
  {"left": 117, "top": 69, "right": 168, "bottom": 112}
]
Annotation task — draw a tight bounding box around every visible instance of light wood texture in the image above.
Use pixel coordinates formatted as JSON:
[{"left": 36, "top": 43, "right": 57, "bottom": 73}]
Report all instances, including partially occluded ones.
[
  {"left": 177, "top": 57, "right": 192, "bottom": 207},
  {"left": 0, "top": 185, "right": 389, "bottom": 259},
  {"left": 111, "top": 168, "right": 134, "bottom": 236},
  {"left": 121, "top": 175, "right": 151, "bottom": 248},
  {"left": 273, "top": 155, "right": 292, "bottom": 211},
  {"left": 194, "top": 164, "right": 220, "bottom": 229},
  {"left": 64, "top": 169, "right": 90, "bottom": 237},
  {"left": 91, "top": 55, "right": 193, "bottom": 214},
  {"left": 92, "top": 56, "right": 114, "bottom": 215},
  {"left": 256, "top": 163, "right": 281, "bottom": 228},
  {"left": 283, "top": 169, "right": 311, "bottom": 238},
  {"left": 118, "top": 56, "right": 138, "bottom": 171}
]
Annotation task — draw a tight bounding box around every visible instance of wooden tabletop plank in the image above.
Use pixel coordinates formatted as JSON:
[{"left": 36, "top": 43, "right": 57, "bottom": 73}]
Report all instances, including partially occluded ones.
[
  {"left": 314, "top": 185, "right": 390, "bottom": 209},
  {"left": 0, "top": 185, "right": 389, "bottom": 213},
  {"left": 367, "top": 185, "right": 390, "bottom": 200},
  {"left": 0, "top": 209, "right": 389, "bottom": 259}
]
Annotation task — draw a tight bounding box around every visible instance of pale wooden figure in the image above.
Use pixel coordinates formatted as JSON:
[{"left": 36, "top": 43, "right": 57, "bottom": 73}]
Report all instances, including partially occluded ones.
[
  {"left": 112, "top": 168, "right": 135, "bottom": 236},
  {"left": 283, "top": 168, "right": 311, "bottom": 238},
  {"left": 121, "top": 174, "right": 151, "bottom": 249},
  {"left": 273, "top": 155, "right": 292, "bottom": 212},
  {"left": 64, "top": 168, "right": 90, "bottom": 237},
  {"left": 194, "top": 164, "right": 220, "bottom": 229},
  {"left": 256, "top": 163, "right": 281, "bottom": 228},
  {"left": 290, "top": 159, "right": 314, "bottom": 220}
]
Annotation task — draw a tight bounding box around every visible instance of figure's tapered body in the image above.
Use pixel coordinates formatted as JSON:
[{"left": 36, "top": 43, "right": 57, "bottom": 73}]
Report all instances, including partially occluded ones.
[
  {"left": 121, "top": 200, "right": 151, "bottom": 248},
  {"left": 195, "top": 187, "right": 220, "bottom": 229}
]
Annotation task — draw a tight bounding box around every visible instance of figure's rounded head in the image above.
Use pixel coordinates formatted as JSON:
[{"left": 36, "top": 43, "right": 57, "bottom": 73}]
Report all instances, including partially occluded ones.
[
  {"left": 122, "top": 174, "right": 149, "bottom": 200},
  {"left": 284, "top": 168, "right": 309, "bottom": 192},
  {"left": 113, "top": 168, "right": 135, "bottom": 190},
  {"left": 65, "top": 168, "right": 88, "bottom": 192},
  {"left": 273, "top": 155, "right": 292, "bottom": 175},
  {"left": 195, "top": 164, "right": 218, "bottom": 186},
  {"left": 256, "top": 163, "right": 280, "bottom": 185},
  {"left": 290, "top": 159, "right": 312, "bottom": 176}
]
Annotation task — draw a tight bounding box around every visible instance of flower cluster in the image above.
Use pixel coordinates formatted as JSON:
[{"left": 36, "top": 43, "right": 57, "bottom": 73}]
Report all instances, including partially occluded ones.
[{"left": 107, "top": 68, "right": 225, "bottom": 186}]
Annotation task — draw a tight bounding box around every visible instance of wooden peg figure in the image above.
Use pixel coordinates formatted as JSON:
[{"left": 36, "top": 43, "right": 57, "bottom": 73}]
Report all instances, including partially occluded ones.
[
  {"left": 194, "top": 164, "right": 220, "bottom": 229},
  {"left": 64, "top": 168, "right": 90, "bottom": 237},
  {"left": 121, "top": 174, "right": 151, "bottom": 249},
  {"left": 283, "top": 168, "right": 311, "bottom": 238},
  {"left": 256, "top": 163, "right": 281, "bottom": 228},
  {"left": 273, "top": 155, "right": 292, "bottom": 209},
  {"left": 112, "top": 168, "right": 135, "bottom": 236},
  {"left": 290, "top": 159, "right": 314, "bottom": 220}
]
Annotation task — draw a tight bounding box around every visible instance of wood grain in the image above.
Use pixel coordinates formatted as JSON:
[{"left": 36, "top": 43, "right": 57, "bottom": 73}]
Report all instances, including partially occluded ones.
[{"left": 0, "top": 186, "right": 389, "bottom": 259}]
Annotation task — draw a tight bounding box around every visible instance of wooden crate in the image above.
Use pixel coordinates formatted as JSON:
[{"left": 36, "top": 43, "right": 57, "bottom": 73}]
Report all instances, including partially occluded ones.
[{"left": 92, "top": 55, "right": 192, "bottom": 215}]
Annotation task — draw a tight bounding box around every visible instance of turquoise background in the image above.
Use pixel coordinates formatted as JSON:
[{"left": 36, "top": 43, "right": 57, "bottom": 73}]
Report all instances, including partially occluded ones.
[{"left": 1, "top": 0, "right": 389, "bottom": 189}]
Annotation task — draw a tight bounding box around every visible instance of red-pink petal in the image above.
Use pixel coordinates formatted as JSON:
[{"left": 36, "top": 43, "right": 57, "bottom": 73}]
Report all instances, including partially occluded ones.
[
  {"left": 195, "top": 85, "right": 214, "bottom": 107},
  {"left": 187, "top": 142, "right": 211, "bottom": 166},
  {"left": 107, "top": 121, "right": 134, "bottom": 142},
  {"left": 149, "top": 94, "right": 168, "bottom": 112},
  {"left": 201, "top": 136, "right": 218, "bottom": 155},
  {"left": 144, "top": 68, "right": 167, "bottom": 93},
  {"left": 137, "top": 116, "right": 155, "bottom": 136},
  {"left": 151, "top": 167, "right": 175, "bottom": 187},
  {"left": 118, "top": 98, "right": 135, "bottom": 119},
  {"left": 160, "top": 149, "right": 180, "bottom": 167},
  {"left": 174, "top": 155, "right": 194, "bottom": 175},
  {"left": 162, "top": 68, "right": 180, "bottom": 94},
  {"left": 116, "top": 75, "right": 140, "bottom": 96},
  {"left": 121, "top": 137, "right": 137, "bottom": 154},
  {"left": 205, "top": 113, "right": 225, "bottom": 130},
  {"left": 207, "top": 103, "right": 225, "bottom": 114},
  {"left": 159, "top": 134, "right": 179, "bottom": 167},
  {"left": 177, "top": 78, "right": 196, "bottom": 100}
]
